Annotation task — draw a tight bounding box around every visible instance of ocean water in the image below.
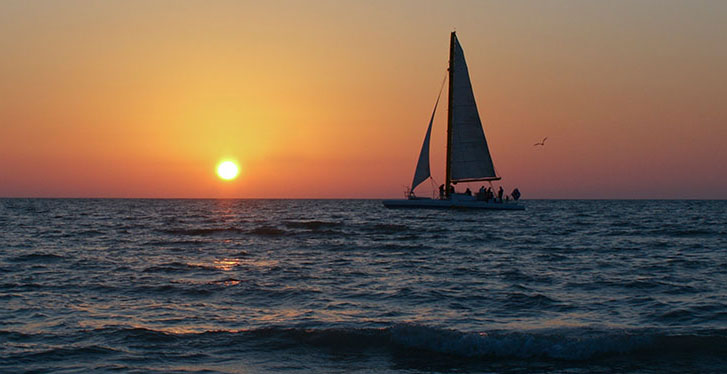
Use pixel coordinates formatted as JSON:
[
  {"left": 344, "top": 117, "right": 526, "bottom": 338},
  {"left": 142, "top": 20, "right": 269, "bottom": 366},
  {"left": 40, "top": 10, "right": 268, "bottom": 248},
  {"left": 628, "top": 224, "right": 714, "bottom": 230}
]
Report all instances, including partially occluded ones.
[{"left": 1, "top": 199, "right": 726, "bottom": 373}]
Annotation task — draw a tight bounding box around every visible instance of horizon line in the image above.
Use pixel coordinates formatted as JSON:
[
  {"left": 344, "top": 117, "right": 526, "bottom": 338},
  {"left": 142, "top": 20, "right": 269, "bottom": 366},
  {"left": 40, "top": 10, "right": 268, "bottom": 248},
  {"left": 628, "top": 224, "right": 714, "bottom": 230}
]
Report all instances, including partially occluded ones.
[{"left": 1, "top": 197, "right": 725, "bottom": 201}]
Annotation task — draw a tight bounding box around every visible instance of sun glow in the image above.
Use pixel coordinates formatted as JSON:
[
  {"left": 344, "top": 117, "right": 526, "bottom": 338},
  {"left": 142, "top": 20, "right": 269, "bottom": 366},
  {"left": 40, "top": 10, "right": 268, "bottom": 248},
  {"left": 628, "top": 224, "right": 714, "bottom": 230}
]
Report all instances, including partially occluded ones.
[{"left": 216, "top": 161, "right": 239, "bottom": 180}]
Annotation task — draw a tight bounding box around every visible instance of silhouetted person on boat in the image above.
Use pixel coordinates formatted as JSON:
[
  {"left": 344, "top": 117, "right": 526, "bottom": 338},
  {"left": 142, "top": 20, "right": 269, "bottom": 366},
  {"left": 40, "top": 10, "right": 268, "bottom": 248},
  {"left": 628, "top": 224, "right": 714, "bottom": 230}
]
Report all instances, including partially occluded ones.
[
  {"left": 465, "top": 188, "right": 471, "bottom": 196},
  {"left": 511, "top": 188, "right": 521, "bottom": 201},
  {"left": 439, "top": 184, "right": 445, "bottom": 199},
  {"left": 498, "top": 186, "right": 504, "bottom": 202},
  {"left": 477, "top": 186, "right": 486, "bottom": 200}
]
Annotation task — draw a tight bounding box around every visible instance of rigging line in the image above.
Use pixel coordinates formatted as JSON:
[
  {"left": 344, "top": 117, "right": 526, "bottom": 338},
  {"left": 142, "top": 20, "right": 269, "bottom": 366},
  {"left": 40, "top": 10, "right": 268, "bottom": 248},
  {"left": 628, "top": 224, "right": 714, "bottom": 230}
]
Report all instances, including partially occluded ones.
[
  {"left": 434, "top": 72, "right": 447, "bottom": 109},
  {"left": 427, "top": 72, "right": 446, "bottom": 176},
  {"left": 425, "top": 74, "right": 446, "bottom": 199},
  {"left": 428, "top": 176, "right": 439, "bottom": 199}
]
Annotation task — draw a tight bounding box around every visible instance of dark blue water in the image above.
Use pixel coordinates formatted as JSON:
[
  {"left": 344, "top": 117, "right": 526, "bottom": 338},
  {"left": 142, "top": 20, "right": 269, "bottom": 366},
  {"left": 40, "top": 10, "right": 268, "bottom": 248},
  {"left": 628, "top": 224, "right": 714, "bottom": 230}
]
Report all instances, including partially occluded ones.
[{"left": 1, "top": 199, "right": 726, "bottom": 373}]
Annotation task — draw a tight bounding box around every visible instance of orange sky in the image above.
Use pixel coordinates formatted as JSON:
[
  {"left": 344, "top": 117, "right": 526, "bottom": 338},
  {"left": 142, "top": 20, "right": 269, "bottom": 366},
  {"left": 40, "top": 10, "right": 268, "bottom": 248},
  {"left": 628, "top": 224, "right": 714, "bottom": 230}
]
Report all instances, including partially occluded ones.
[{"left": 1, "top": 1, "right": 726, "bottom": 198}]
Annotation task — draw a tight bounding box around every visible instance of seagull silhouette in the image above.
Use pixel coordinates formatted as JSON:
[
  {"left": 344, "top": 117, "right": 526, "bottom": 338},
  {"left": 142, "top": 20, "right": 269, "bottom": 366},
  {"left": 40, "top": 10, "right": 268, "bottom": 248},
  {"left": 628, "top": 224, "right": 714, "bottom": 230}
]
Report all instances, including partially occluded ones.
[{"left": 533, "top": 137, "right": 548, "bottom": 146}]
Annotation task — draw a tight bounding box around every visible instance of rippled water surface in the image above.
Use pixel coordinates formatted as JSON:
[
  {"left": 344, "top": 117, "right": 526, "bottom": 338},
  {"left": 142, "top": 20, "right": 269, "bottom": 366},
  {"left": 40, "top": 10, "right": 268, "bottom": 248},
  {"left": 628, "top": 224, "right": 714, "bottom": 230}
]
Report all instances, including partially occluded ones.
[{"left": 1, "top": 199, "right": 726, "bottom": 373}]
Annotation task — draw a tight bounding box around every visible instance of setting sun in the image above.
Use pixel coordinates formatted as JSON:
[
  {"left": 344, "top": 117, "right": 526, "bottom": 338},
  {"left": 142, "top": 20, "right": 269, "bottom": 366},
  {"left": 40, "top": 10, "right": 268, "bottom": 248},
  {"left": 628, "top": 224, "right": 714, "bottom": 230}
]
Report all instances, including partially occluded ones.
[{"left": 216, "top": 161, "right": 239, "bottom": 181}]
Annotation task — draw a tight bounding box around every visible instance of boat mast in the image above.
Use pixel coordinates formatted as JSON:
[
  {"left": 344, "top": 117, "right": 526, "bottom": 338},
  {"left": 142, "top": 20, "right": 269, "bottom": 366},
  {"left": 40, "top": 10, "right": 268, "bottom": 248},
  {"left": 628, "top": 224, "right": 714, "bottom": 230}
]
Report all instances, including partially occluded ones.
[{"left": 445, "top": 31, "right": 455, "bottom": 198}]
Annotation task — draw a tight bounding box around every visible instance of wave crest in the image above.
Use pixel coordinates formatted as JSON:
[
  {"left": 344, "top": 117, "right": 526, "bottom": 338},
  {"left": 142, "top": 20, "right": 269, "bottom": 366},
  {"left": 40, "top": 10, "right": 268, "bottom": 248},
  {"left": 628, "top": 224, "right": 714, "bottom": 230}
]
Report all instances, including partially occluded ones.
[
  {"left": 390, "top": 324, "right": 650, "bottom": 360},
  {"left": 161, "top": 227, "right": 245, "bottom": 236},
  {"left": 83, "top": 324, "right": 727, "bottom": 361},
  {"left": 8, "top": 253, "right": 66, "bottom": 262},
  {"left": 283, "top": 220, "right": 342, "bottom": 230}
]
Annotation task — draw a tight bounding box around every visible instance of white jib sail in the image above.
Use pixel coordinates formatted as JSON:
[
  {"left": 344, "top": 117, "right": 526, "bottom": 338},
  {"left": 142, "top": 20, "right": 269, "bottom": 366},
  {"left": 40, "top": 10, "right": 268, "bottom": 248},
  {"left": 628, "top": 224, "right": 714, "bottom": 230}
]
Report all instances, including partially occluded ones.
[
  {"left": 411, "top": 116, "right": 433, "bottom": 191},
  {"left": 411, "top": 78, "right": 446, "bottom": 191},
  {"left": 449, "top": 34, "right": 498, "bottom": 182}
]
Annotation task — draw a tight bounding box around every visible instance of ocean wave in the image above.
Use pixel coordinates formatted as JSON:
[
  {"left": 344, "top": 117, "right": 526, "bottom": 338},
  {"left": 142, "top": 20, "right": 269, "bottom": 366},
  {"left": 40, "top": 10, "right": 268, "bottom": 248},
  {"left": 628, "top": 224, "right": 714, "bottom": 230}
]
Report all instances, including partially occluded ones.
[
  {"left": 79, "top": 324, "right": 727, "bottom": 362},
  {"left": 142, "top": 262, "right": 219, "bottom": 273},
  {"left": 142, "top": 239, "right": 208, "bottom": 246},
  {"left": 6, "top": 345, "right": 120, "bottom": 361},
  {"left": 501, "top": 292, "right": 562, "bottom": 309},
  {"left": 646, "top": 226, "right": 716, "bottom": 238},
  {"left": 159, "top": 226, "right": 288, "bottom": 237},
  {"left": 7, "top": 253, "right": 66, "bottom": 262},
  {"left": 100, "top": 327, "right": 181, "bottom": 343},
  {"left": 363, "top": 223, "right": 411, "bottom": 233},
  {"left": 0, "top": 282, "right": 45, "bottom": 291},
  {"left": 0, "top": 330, "right": 37, "bottom": 341},
  {"left": 283, "top": 220, "right": 343, "bottom": 230},
  {"left": 389, "top": 324, "right": 650, "bottom": 360},
  {"left": 126, "top": 283, "right": 221, "bottom": 297},
  {"left": 76, "top": 229, "right": 107, "bottom": 237},
  {"left": 160, "top": 227, "right": 246, "bottom": 236},
  {"left": 375, "top": 243, "right": 434, "bottom": 251},
  {"left": 248, "top": 226, "right": 287, "bottom": 236}
]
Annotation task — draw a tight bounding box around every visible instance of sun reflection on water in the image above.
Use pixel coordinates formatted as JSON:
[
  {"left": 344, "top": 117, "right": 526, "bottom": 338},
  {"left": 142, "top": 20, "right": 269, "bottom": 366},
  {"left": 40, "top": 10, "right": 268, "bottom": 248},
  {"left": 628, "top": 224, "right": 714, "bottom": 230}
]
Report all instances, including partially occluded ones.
[
  {"left": 185, "top": 258, "right": 279, "bottom": 272},
  {"left": 212, "top": 258, "right": 280, "bottom": 271},
  {"left": 214, "top": 258, "right": 241, "bottom": 271}
]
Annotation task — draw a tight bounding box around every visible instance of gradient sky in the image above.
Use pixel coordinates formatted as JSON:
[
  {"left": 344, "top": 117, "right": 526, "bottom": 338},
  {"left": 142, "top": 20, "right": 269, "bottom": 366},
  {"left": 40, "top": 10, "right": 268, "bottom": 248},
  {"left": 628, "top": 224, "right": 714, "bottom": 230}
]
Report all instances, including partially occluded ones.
[{"left": 1, "top": 0, "right": 726, "bottom": 198}]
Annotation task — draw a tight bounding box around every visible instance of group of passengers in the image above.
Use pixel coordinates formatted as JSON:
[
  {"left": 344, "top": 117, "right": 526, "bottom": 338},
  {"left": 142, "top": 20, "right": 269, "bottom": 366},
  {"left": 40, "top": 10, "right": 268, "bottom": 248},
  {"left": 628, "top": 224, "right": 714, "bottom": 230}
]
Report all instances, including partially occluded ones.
[{"left": 439, "top": 184, "right": 521, "bottom": 202}]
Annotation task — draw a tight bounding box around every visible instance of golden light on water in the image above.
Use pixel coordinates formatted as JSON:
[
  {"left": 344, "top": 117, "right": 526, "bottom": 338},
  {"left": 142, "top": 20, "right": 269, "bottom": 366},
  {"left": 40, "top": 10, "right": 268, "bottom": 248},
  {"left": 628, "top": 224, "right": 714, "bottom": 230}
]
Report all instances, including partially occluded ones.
[
  {"left": 214, "top": 258, "right": 241, "bottom": 271},
  {"left": 216, "top": 161, "right": 239, "bottom": 181}
]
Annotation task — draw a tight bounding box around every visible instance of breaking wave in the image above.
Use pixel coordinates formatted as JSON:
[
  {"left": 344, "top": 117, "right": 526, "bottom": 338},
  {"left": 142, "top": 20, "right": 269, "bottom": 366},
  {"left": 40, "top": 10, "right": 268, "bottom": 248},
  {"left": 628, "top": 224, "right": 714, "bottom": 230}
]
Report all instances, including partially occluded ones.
[{"left": 57, "top": 324, "right": 726, "bottom": 362}]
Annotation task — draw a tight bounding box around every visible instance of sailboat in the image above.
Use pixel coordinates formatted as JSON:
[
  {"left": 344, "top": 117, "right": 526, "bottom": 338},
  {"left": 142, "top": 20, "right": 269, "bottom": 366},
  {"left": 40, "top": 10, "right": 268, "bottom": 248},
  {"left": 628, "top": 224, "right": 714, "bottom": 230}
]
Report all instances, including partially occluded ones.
[{"left": 383, "top": 32, "right": 524, "bottom": 210}]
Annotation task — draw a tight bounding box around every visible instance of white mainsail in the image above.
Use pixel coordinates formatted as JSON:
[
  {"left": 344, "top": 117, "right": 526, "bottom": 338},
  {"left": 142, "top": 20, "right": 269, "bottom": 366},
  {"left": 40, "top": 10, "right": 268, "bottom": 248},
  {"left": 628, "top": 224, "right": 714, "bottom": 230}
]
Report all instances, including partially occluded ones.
[{"left": 449, "top": 34, "right": 499, "bottom": 182}]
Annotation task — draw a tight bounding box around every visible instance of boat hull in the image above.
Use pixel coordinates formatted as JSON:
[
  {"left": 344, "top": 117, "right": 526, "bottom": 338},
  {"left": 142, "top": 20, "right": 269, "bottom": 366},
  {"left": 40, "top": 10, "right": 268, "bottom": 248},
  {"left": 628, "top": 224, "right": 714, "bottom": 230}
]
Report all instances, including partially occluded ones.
[{"left": 382, "top": 198, "right": 524, "bottom": 210}]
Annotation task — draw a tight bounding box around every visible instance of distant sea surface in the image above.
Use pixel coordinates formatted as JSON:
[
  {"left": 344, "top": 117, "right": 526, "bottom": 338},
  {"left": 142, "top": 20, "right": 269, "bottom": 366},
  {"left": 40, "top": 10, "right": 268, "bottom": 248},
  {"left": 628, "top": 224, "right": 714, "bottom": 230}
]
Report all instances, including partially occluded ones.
[{"left": 1, "top": 199, "right": 726, "bottom": 373}]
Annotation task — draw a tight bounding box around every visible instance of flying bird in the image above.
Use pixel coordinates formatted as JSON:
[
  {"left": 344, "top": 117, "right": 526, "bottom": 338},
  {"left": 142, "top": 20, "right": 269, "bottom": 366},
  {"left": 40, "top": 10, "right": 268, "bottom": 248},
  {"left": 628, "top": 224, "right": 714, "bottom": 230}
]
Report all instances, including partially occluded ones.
[{"left": 533, "top": 137, "right": 548, "bottom": 146}]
